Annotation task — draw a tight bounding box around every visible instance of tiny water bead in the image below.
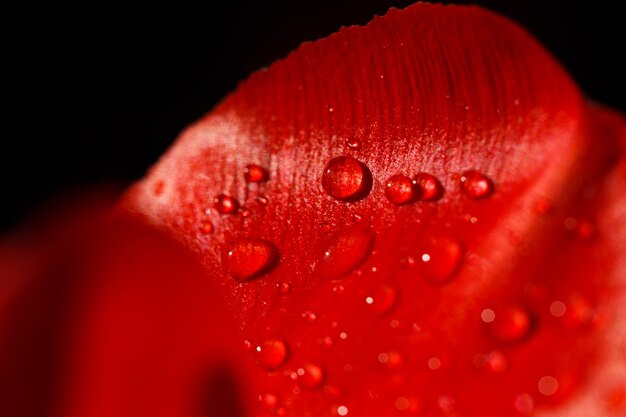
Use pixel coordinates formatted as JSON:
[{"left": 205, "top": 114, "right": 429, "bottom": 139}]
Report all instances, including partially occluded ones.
[
  {"left": 365, "top": 285, "right": 398, "bottom": 315},
  {"left": 199, "top": 220, "right": 214, "bottom": 235},
  {"left": 322, "top": 156, "right": 372, "bottom": 201},
  {"left": 377, "top": 350, "right": 405, "bottom": 372},
  {"left": 222, "top": 238, "right": 279, "bottom": 281},
  {"left": 418, "top": 236, "right": 464, "bottom": 284},
  {"left": 302, "top": 310, "right": 317, "bottom": 322},
  {"left": 296, "top": 363, "right": 325, "bottom": 389},
  {"left": 460, "top": 170, "right": 494, "bottom": 199},
  {"left": 484, "top": 305, "right": 533, "bottom": 344},
  {"left": 244, "top": 164, "right": 269, "bottom": 183},
  {"left": 414, "top": 172, "right": 444, "bottom": 201},
  {"left": 214, "top": 194, "right": 240, "bottom": 214},
  {"left": 345, "top": 138, "right": 361, "bottom": 149},
  {"left": 254, "top": 339, "right": 289, "bottom": 370},
  {"left": 385, "top": 175, "right": 418, "bottom": 205},
  {"left": 316, "top": 226, "right": 375, "bottom": 280},
  {"left": 538, "top": 376, "right": 559, "bottom": 396}
]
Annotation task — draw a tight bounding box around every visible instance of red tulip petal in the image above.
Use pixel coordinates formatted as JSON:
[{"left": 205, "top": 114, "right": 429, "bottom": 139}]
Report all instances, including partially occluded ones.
[{"left": 120, "top": 3, "right": 626, "bottom": 416}]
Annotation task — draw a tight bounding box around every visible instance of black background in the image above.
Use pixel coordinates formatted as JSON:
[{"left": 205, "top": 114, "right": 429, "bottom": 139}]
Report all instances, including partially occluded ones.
[{"left": 2, "top": 1, "right": 624, "bottom": 230}]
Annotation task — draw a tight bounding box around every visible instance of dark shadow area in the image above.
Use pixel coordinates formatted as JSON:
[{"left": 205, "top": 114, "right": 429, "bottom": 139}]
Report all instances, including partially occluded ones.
[{"left": 200, "top": 366, "right": 248, "bottom": 417}]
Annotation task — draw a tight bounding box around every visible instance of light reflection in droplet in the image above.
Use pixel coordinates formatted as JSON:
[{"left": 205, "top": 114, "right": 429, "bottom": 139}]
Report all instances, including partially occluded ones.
[{"left": 481, "top": 308, "right": 496, "bottom": 323}]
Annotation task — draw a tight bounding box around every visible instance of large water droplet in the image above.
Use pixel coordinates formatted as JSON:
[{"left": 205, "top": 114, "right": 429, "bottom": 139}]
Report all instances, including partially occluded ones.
[
  {"left": 484, "top": 305, "right": 533, "bottom": 344},
  {"left": 254, "top": 339, "right": 288, "bottom": 370},
  {"left": 223, "top": 238, "right": 279, "bottom": 281},
  {"left": 385, "top": 175, "right": 418, "bottom": 205},
  {"left": 322, "top": 156, "right": 372, "bottom": 201},
  {"left": 460, "top": 170, "right": 494, "bottom": 199},
  {"left": 365, "top": 285, "right": 398, "bottom": 315},
  {"left": 316, "top": 226, "right": 375, "bottom": 279},
  {"left": 199, "top": 220, "right": 215, "bottom": 235},
  {"left": 419, "top": 236, "right": 464, "bottom": 284},
  {"left": 414, "top": 173, "right": 444, "bottom": 201},
  {"left": 214, "top": 194, "right": 240, "bottom": 214},
  {"left": 244, "top": 164, "right": 269, "bottom": 183},
  {"left": 297, "top": 363, "right": 325, "bottom": 389}
]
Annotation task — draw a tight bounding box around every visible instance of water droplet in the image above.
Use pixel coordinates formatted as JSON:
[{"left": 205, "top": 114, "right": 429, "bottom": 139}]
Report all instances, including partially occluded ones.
[
  {"left": 365, "top": 285, "right": 398, "bottom": 315},
  {"left": 399, "top": 256, "right": 416, "bottom": 269},
  {"left": 244, "top": 164, "right": 269, "bottom": 183},
  {"left": 474, "top": 351, "right": 508, "bottom": 374},
  {"left": 320, "top": 336, "right": 334, "bottom": 349},
  {"left": 378, "top": 350, "right": 405, "bottom": 372},
  {"left": 239, "top": 206, "right": 252, "bottom": 218},
  {"left": 514, "top": 394, "right": 534, "bottom": 414},
  {"left": 538, "top": 376, "right": 559, "bottom": 396},
  {"left": 214, "top": 194, "right": 240, "bottom": 214},
  {"left": 297, "top": 363, "right": 325, "bottom": 389},
  {"left": 385, "top": 175, "right": 418, "bottom": 205},
  {"left": 438, "top": 395, "right": 455, "bottom": 413},
  {"left": 337, "top": 405, "right": 349, "bottom": 416},
  {"left": 259, "top": 393, "right": 279, "bottom": 409},
  {"left": 419, "top": 236, "right": 464, "bottom": 284},
  {"left": 255, "top": 195, "right": 269, "bottom": 205},
  {"left": 278, "top": 282, "right": 291, "bottom": 294},
  {"left": 316, "top": 226, "right": 375, "bottom": 279},
  {"left": 576, "top": 219, "right": 596, "bottom": 240},
  {"left": 550, "top": 301, "right": 567, "bottom": 317},
  {"left": 414, "top": 173, "right": 444, "bottom": 201},
  {"left": 351, "top": 212, "right": 363, "bottom": 223},
  {"left": 427, "top": 357, "right": 441, "bottom": 370},
  {"left": 460, "top": 170, "right": 494, "bottom": 199},
  {"left": 243, "top": 339, "right": 252, "bottom": 351},
  {"left": 562, "top": 295, "right": 596, "bottom": 328},
  {"left": 346, "top": 138, "right": 361, "bottom": 149},
  {"left": 322, "top": 156, "right": 372, "bottom": 201},
  {"left": 223, "top": 238, "right": 279, "bottom": 281},
  {"left": 485, "top": 305, "right": 533, "bottom": 344},
  {"left": 199, "top": 220, "right": 214, "bottom": 235},
  {"left": 254, "top": 339, "right": 288, "bottom": 370},
  {"left": 152, "top": 180, "right": 165, "bottom": 196},
  {"left": 302, "top": 310, "right": 317, "bottom": 322}
]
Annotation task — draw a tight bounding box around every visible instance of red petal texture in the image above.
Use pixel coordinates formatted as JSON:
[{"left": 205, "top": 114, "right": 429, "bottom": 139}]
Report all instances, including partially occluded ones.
[
  {"left": 2, "top": 3, "right": 625, "bottom": 417},
  {"left": 119, "top": 3, "right": 626, "bottom": 416}
]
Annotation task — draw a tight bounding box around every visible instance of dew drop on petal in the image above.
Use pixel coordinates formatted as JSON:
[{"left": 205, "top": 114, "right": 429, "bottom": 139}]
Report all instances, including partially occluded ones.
[
  {"left": 214, "top": 194, "right": 240, "bottom": 214},
  {"left": 474, "top": 351, "right": 508, "bottom": 375},
  {"left": 223, "top": 238, "right": 279, "bottom": 281},
  {"left": 385, "top": 175, "right": 418, "bottom": 205},
  {"left": 346, "top": 138, "right": 361, "bottom": 149},
  {"left": 485, "top": 305, "right": 533, "bottom": 344},
  {"left": 297, "top": 363, "right": 325, "bottom": 389},
  {"left": 337, "top": 405, "right": 349, "bottom": 416},
  {"left": 259, "top": 393, "right": 279, "bottom": 409},
  {"left": 538, "top": 376, "right": 559, "bottom": 396},
  {"left": 199, "top": 220, "right": 214, "bottom": 235},
  {"left": 316, "top": 226, "right": 375, "bottom": 280},
  {"left": 365, "top": 285, "right": 398, "bottom": 315},
  {"left": 550, "top": 301, "right": 567, "bottom": 317},
  {"left": 514, "top": 394, "right": 534, "bottom": 414},
  {"left": 460, "top": 170, "right": 494, "bottom": 199},
  {"left": 244, "top": 164, "right": 269, "bottom": 183},
  {"left": 378, "top": 350, "right": 405, "bottom": 372},
  {"left": 419, "top": 236, "right": 464, "bottom": 284},
  {"left": 278, "top": 282, "right": 291, "bottom": 294},
  {"left": 254, "top": 339, "right": 289, "bottom": 370},
  {"left": 414, "top": 173, "right": 444, "bottom": 201},
  {"left": 322, "top": 156, "right": 372, "bottom": 201},
  {"left": 302, "top": 310, "right": 317, "bottom": 322}
]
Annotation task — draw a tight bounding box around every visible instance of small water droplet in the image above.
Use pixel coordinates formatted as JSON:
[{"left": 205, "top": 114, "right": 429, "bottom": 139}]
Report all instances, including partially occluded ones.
[
  {"left": 427, "top": 357, "right": 441, "bottom": 370},
  {"left": 399, "top": 256, "right": 416, "bottom": 269},
  {"left": 320, "top": 336, "right": 334, "bottom": 349},
  {"left": 419, "top": 236, "right": 464, "bottom": 284},
  {"left": 255, "top": 195, "right": 269, "bottom": 205},
  {"left": 485, "top": 305, "right": 533, "bottom": 344},
  {"left": 550, "top": 301, "right": 567, "bottom": 317},
  {"left": 377, "top": 350, "right": 405, "bottom": 372},
  {"left": 254, "top": 339, "right": 289, "bottom": 370},
  {"left": 337, "top": 405, "right": 349, "bottom": 416},
  {"left": 365, "top": 285, "right": 398, "bottom": 315},
  {"left": 351, "top": 212, "right": 363, "bottom": 223},
  {"left": 259, "top": 393, "right": 279, "bottom": 409},
  {"left": 414, "top": 173, "right": 444, "bottom": 201},
  {"left": 346, "top": 138, "right": 361, "bottom": 149},
  {"left": 244, "top": 164, "right": 269, "bottom": 183},
  {"left": 316, "top": 226, "right": 375, "bottom": 279},
  {"left": 243, "top": 339, "right": 252, "bottom": 351},
  {"left": 538, "top": 376, "right": 559, "bottom": 396},
  {"left": 322, "top": 156, "right": 372, "bottom": 201},
  {"left": 297, "top": 363, "right": 325, "bottom": 389},
  {"left": 199, "top": 220, "right": 214, "bottom": 235},
  {"left": 152, "top": 180, "right": 165, "bottom": 196},
  {"left": 302, "top": 310, "right": 317, "bottom": 322},
  {"left": 385, "top": 175, "right": 418, "bottom": 205},
  {"left": 562, "top": 295, "right": 596, "bottom": 328},
  {"left": 223, "top": 238, "right": 279, "bottom": 281},
  {"left": 239, "top": 206, "right": 252, "bottom": 218},
  {"left": 438, "top": 395, "right": 455, "bottom": 413},
  {"left": 514, "top": 394, "right": 534, "bottom": 414},
  {"left": 320, "top": 222, "right": 333, "bottom": 234},
  {"left": 279, "top": 282, "right": 291, "bottom": 294},
  {"left": 214, "top": 194, "right": 240, "bottom": 214},
  {"left": 460, "top": 170, "right": 494, "bottom": 199},
  {"left": 474, "top": 351, "right": 508, "bottom": 375}
]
